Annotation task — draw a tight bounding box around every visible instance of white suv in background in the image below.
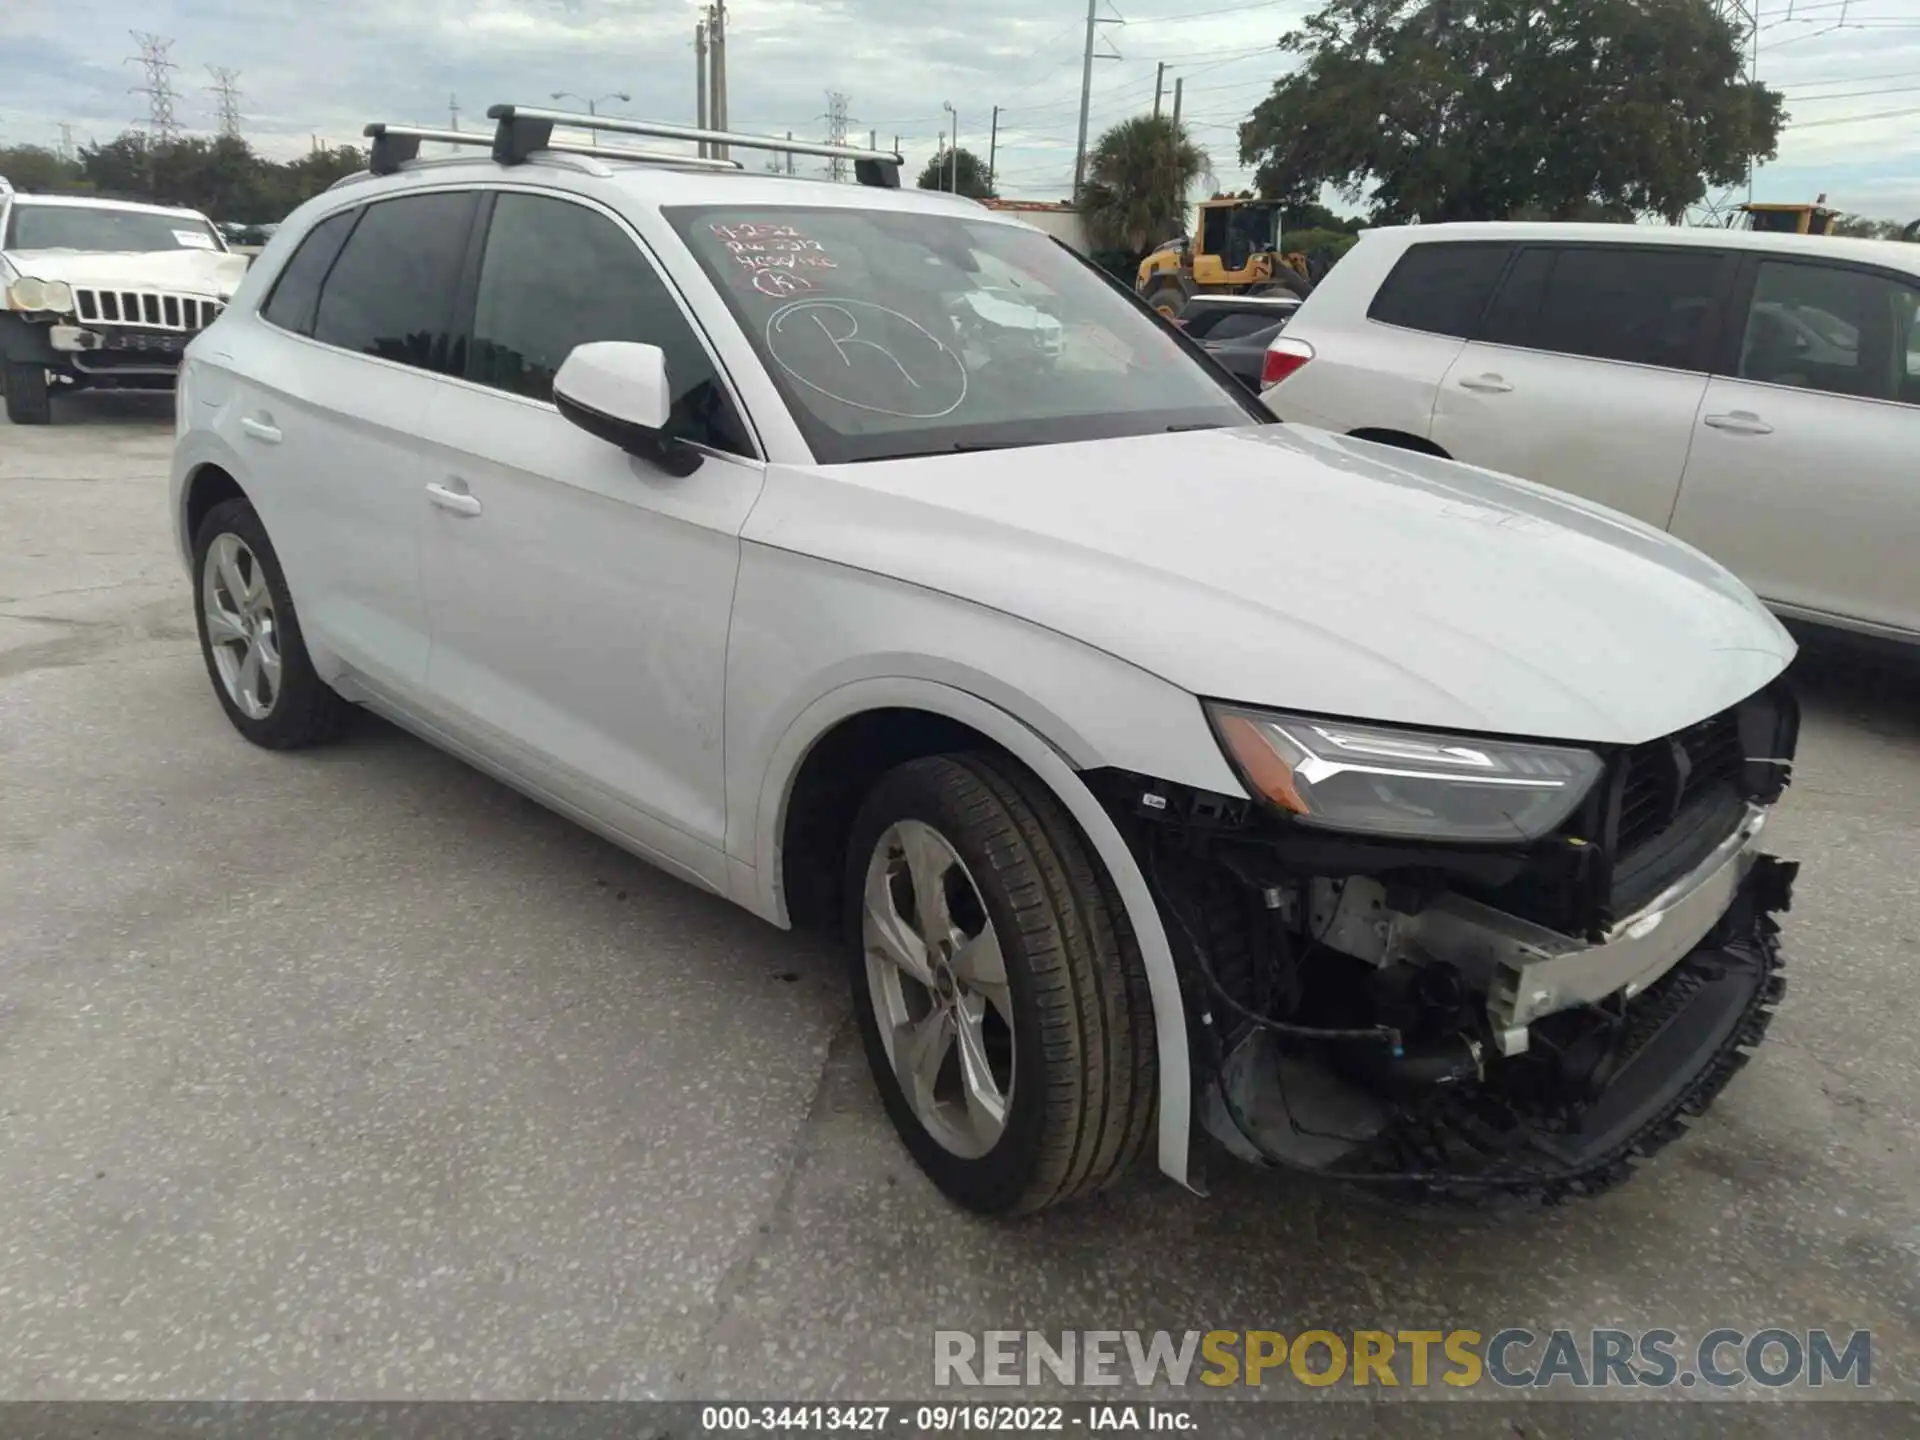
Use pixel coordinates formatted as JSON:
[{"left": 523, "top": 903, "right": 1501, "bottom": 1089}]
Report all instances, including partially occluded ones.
[
  {"left": 171, "top": 108, "right": 1804, "bottom": 1216},
  {"left": 1263, "top": 223, "right": 1920, "bottom": 646}
]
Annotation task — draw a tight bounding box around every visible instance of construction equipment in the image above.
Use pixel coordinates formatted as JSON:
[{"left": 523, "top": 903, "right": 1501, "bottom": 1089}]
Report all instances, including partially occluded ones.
[
  {"left": 1733, "top": 197, "right": 1841, "bottom": 236},
  {"left": 1136, "top": 196, "right": 1313, "bottom": 316}
]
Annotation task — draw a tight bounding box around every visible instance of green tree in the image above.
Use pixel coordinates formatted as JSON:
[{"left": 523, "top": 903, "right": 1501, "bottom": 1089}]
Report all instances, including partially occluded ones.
[
  {"left": 0, "top": 144, "right": 89, "bottom": 194},
  {"left": 1240, "top": 0, "right": 1785, "bottom": 225},
  {"left": 71, "top": 131, "right": 367, "bottom": 222},
  {"left": 1833, "top": 214, "right": 1904, "bottom": 241},
  {"left": 1080, "top": 115, "right": 1209, "bottom": 254},
  {"left": 916, "top": 146, "right": 996, "bottom": 199}
]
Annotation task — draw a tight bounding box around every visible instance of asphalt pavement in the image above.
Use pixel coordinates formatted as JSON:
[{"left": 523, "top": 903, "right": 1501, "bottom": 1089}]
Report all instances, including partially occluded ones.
[{"left": 1, "top": 394, "right": 1915, "bottom": 1428}]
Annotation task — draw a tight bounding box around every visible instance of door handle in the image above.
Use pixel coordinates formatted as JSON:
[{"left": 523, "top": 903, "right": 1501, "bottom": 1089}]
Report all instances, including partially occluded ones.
[
  {"left": 425, "top": 481, "right": 482, "bottom": 517},
  {"left": 1457, "top": 374, "right": 1514, "bottom": 394},
  {"left": 239, "top": 416, "right": 282, "bottom": 444},
  {"left": 1703, "top": 411, "right": 1773, "bottom": 436}
]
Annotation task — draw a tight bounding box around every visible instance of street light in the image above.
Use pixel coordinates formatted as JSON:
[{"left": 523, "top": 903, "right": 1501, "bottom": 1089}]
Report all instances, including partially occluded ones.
[
  {"left": 551, "top": 90, "right": 631, "bottom": 143},
  {"left": 942, "top": 101, "right": 958, "bottom": 193}
]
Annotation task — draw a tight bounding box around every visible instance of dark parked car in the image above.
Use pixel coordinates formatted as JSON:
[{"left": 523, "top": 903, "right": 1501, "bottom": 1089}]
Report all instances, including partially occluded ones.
[{"left": 1177, "top": 296, "right": 1300, "bottom": 392}]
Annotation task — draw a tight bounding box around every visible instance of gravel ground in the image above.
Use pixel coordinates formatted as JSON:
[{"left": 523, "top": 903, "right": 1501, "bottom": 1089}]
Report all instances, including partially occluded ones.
[{"left": 2, "top": 394, "right": 1915, "bottom": 1432}]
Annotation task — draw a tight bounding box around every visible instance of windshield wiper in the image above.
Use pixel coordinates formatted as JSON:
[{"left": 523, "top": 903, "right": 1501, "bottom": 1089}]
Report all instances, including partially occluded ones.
[
  {"left": 880, "top": 439, "right": 1046, "bottom": 460},
  {"left": 1165, "top": 422, "right": 1226, "bottom": 433}
]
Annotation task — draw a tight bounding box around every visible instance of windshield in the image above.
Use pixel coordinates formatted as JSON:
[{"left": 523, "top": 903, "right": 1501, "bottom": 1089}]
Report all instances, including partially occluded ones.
[
  {"left": 665, "top": 204, "right": 1260, "bottom": 463},
  {"left": 6, "top": 204, "right": 223, "bottom": 254}
]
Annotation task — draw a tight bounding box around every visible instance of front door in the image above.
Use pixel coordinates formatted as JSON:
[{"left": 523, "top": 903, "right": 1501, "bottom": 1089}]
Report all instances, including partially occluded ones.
[
  {"left": 1671, "top": 255, "right": 1920, "bottom": 637},
  {"left": 419, "top": 190, "right": 765, "bottom": 891},
  {"left": 1429, "top": 243, "right": 1735, "bottom": 527}
]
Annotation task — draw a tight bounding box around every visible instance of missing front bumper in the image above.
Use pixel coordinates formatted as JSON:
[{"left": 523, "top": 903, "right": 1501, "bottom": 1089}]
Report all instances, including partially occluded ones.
[{"left": 1363, "top": 805, "right": 1777, "bottom": 1054}]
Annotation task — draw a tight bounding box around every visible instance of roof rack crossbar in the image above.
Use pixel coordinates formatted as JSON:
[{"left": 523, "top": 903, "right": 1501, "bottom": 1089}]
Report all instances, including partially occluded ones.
[
  {"left": 486, "top": 104, "right": 903, "bottom": 188},
  {"left": 362, "top": 122, "right": 744, "bottom": 176}
]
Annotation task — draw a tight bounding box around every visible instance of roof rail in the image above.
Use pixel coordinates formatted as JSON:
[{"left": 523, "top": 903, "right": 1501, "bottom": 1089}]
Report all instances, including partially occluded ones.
[
  {"left": 485, "top": 104, "right": 904, "bottom": 188},
  {"left": 361, "top": 122, "right": 744, "bottom": 178}
]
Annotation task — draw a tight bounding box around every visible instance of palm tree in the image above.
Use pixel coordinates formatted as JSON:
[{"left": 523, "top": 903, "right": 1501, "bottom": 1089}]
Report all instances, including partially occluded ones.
[{"left": 1079, "top": 115, "right": 1209, "bottom": 255}]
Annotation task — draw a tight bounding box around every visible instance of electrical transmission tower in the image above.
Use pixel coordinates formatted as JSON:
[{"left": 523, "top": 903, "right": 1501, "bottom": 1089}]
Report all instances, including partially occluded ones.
[
  {"left": 127, "top": 32, "right": 183, "bottom": 142},
  {"left": 207, "top": 66, "right": 243, "bottom": 140},
  {"left": 823, "top": 91, "right": 851, "bottom": 183},
  {"left": 1687, "top": 1, "right": 1760, "bottom": 225}
]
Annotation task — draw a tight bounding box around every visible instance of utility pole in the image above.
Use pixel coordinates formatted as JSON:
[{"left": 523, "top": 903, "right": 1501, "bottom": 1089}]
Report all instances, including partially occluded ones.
[
  {"left": 788, "top": 131, "right": 796, "bottom": 175},
  {"left": 943, "top": 101, "right": 958, "bottom": 192},
  {"left": 987, "top": 106, "right": 1000, "bottom": 192},
  {"left": 449, "top": 93, "right": 460, "bottom": 131},
  {"left": 1171, "top": 76, "right": 1184, "bottom": 129},
  {"left": 710, "top": 2, "right": 729, "bottom": 161},
  {"left": 127, "top": 32, "right": 182, "bottom": 144},
  {"left": 56, "top": 123, "right": 75, "bottom": 163},
  {"left": 1153, "top": 61, "right": 1166, "bottom": 118},
  {"left": 206, "top": 66, "right": 242, "bottom": 140},
  {"left": 1071, "top": 1, "right": 1123, "bottom": 203},
  {"left": 695, "top": 19, "right": 709, "bottom": 157}
]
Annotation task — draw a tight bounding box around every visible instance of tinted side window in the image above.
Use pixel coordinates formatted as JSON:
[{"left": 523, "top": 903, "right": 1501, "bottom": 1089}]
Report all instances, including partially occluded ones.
[
  {"left": 469, "top": 192, "right": 752, "bottom": 455},
  {"left": 311, "top": 192, "right": 477, "bottom": 374},
  {"left": 1479, "top": 247, "right": 1553, "bottom": 347},
  {"left": 1738, "top": 260, "right": 1918, "bottom": 404},
  {"left": 1366, "top": 243, "right": 1511, "bottom": 338},
  {"left": 1531, "top": 247, "right": 1726, "bottom": 371},
  {"left": 260, "top": 209, "right": 357, "bottom": 336}
]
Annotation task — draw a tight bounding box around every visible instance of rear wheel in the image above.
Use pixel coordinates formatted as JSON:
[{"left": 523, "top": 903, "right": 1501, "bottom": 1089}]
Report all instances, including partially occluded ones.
[
  {"left": 1252, "top": 272, "right": 1312, "bottom": 300},
  {"left": 4, "top": 363, "right": 52, "bottom": 425},
  {"left": 1142, "top": 276, "right": 1195, "bottom": 318},
  {"left": 192, "top": 497, "right": 348, "bottom": 749},
  {"left": 845, "top": 753, "right": 1155, "bottom": 1214}
]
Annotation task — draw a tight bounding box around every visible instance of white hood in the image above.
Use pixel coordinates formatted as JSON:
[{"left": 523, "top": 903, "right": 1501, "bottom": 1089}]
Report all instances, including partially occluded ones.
[
  {"left": 1, "top": 247, "right": 248, "bottom": 298},
  {"left": 745, "top": 424, "right": 1796, "bottom": 746}
]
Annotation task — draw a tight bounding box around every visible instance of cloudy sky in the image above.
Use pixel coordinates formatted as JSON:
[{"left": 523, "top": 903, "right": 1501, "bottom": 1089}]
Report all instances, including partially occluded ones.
[{"left": 4, "top": 0, "right": 1919, "bottom": 222}]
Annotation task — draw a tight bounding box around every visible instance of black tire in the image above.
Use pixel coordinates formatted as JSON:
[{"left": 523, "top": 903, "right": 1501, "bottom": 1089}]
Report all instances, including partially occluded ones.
[
  {"left": 4, "top": 362, "right": 52, "bottom": 425},
  {"left": 844, "top": 752, "right": 1156, "bottom": 1214},
  {"left": 1253, "top": 272, "right": 1312, "bottom": 300},
  {"left": 1142, "top": 276, "right": 1195, "bottom": 317},
  {"left": 192, "top": 496, "right": 348, "bottom": 749}
]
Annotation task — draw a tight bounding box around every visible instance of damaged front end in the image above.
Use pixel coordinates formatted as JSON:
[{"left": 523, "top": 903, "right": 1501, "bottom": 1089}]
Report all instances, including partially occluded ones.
[{"left": 1099, "top": 681, "right": 1800, "bottom": 1204}]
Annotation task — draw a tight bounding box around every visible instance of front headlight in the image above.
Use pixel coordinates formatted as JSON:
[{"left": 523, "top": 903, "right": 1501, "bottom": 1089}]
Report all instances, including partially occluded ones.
[
  {"left": 1209, "top": 704, "right": 1603, "bottom": 842},
  {"left": 5, "top": 276, "right": 73, "bottom": 313}
]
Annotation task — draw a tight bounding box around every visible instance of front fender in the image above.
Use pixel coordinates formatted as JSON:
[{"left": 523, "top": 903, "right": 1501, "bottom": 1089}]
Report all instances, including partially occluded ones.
[
  {"left": 743, "top": 673, "right": 1199, "bottom": 1193},
  {"left": 726, "top": 545, "right": 1243, "bottom": 1192}
]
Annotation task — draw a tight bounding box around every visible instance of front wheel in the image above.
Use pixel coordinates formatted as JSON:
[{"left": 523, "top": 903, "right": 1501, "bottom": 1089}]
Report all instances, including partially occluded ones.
[
  {"left": 4, "top": 362, "right": 52, "bottom": 425},
  {"left": 845, "top": 753, "right": 1156, "bottom": 1214}
]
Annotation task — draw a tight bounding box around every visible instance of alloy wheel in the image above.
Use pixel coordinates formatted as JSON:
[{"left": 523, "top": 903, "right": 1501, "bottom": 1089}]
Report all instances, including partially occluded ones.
[
  {"left": 861, "top": 820, "right": 1015, "bottom": 1158},
  {"left": 201, "top": 532, "right": 282, "bottom": 721}
]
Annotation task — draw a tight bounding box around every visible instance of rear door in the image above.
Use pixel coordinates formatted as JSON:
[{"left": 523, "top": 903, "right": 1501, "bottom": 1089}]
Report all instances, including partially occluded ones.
[
  {"left": 1269, "top": 238, "right": 1511, "bottom": 436},
  {"left": 1429, "top": 243, "right": 1736, "bottom": 526},
  {"left": 233, "top": 189, "right": 480, "bottom": 695},
  {"left": 1671, "top": 255, "right": 1920, "bottom": 637}
]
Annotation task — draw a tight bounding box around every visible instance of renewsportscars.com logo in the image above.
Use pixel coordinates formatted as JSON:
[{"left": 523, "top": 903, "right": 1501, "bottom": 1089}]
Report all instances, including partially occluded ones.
[{"left": 933, "top": 1328, "right": 1873, "bottom": 1392}]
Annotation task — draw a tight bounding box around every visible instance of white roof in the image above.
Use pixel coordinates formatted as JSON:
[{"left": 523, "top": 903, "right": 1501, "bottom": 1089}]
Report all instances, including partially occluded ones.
[
  {"left": 1369, "top": 220, "right": 1920, "bottom": 274},
  {"left": 7, "top": 192, "right": 215, "bottom": 223}
]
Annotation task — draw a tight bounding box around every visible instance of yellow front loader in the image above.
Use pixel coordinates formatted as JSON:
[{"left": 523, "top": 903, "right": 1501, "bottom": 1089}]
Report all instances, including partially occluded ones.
[{"left": 1136, "top": 197, "right": 1314, "bottom": 316}]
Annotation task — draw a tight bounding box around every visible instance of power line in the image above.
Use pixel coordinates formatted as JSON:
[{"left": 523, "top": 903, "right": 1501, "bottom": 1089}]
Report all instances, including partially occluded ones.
[
  {"left": 127, "top": 31, "right": 183, "bottom": 143},
  {"left": 1124, "top": 0, "right": 1289, "bottom": 24},
  {"left": 1786, "top": 102, "right": 1920, "bottom": 127}
]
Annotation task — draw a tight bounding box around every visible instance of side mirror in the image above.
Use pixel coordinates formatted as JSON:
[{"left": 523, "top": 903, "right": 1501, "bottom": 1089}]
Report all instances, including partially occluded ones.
[{"left": 553, "top": 341, "right": 702, "bottom": 476}]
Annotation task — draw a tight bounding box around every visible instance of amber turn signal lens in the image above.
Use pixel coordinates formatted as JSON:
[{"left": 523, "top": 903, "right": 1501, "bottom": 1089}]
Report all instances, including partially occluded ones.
[{"left": 1217, "top": 713, "right": 1312, "bottom": 816}]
